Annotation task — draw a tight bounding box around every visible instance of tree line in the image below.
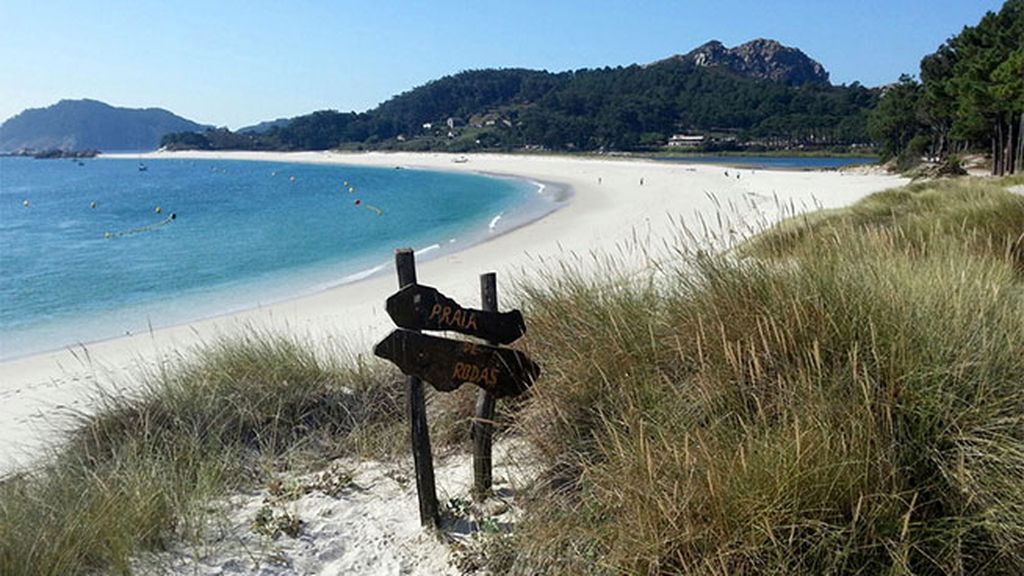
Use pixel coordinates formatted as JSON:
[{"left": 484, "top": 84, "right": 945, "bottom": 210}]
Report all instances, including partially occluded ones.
[
  {"left": 869, "top": 0, "right": 1023, "bottom": 174},
  {"left": 162, "top": 62, "right": 878, "bottom": 154}
]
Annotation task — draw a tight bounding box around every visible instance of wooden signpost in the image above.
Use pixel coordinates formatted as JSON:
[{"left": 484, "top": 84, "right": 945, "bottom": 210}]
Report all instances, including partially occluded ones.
[
  {"left": 375, "top": 249, "right": 538, "bottom": 526},
  {"left": 385, "top": 283, "right": 526, "bottom": 344},
  {"left": 374, "top": 330, "right": 539, "bottom": 399},
  {"left": 472, "top": 272, "right": 500, "bottom": 500},
  {"left": 390, "top": 249, "right": 439, "bottom": 528}
]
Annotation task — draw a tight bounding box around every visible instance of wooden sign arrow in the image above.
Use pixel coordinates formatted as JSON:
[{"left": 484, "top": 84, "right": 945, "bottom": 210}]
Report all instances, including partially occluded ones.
[
  {"left": 385, "top": 284, "right": 526, "bottom": 345},
  {"left": 373, "top": 329, "right": 539, "bottom": 399}
]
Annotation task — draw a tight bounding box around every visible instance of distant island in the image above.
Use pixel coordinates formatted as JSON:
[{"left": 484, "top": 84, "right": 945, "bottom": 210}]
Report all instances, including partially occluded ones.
[
  {"left": 4, "top": 148, "right": 99, "bottom": 159},
  {"left": 0, "top": 99, "right": 210, "bottom": 153}
]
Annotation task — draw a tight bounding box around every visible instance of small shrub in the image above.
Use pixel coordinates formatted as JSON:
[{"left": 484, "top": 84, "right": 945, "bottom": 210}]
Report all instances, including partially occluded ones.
[{"left": 935, "top": 154, "right": 967, "bottom": 177}]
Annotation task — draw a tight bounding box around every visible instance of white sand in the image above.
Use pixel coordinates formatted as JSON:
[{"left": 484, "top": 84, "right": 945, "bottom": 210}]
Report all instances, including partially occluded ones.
[
  {"left": 0, "top": 151, "right": 907, "bottom": 473},
  {"left": 130, "top": 439, "right": 536, "bottom": 575}
]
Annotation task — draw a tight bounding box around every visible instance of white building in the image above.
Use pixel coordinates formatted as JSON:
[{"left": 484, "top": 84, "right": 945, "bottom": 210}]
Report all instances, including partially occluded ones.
[{"left": 668, "top": 134, "right": 705, "bottom": 148}]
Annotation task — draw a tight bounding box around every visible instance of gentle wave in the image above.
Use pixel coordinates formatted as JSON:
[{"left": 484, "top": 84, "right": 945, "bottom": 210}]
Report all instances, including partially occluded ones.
[
  {"left": 339, "top": 263, "right": 388, "bottom": 283},
  {"left": 415, "top": 243, "right": 442, "bottom": 256},
  {"left": 489, "top": 213, "right": 503, "bottom": 231},
  {"left": 333, "top": 240, "right": 446, "bottom": 285}
]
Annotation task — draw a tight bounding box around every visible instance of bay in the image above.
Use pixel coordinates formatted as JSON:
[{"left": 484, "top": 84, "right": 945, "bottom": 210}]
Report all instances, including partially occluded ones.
[{"left": 0, "top": 157, "right": 551, "bottom": 359}]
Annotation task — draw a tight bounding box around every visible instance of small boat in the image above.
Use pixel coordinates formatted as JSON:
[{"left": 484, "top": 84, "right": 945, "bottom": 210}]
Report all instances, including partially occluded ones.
[{"left": 138, "top": 162, "right": 148, "bottom": 172}]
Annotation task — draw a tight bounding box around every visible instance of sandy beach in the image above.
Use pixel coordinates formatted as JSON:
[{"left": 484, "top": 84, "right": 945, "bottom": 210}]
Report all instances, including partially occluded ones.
[{"left": 0, "top": 151, "right": 907, "bottom": 473}]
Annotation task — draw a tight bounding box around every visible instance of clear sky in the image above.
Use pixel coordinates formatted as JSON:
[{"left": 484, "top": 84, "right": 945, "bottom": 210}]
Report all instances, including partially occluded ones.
[{"left": 0, "top": 0, "right": 1006, "bottom": 130}]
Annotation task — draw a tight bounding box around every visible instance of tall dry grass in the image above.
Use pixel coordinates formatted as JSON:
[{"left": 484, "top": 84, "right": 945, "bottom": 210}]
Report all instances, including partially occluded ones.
[
  {"left": 501, "top": 178, "right": 1024, "bottom": 574},
  {"left": 0, "top": 332, "right": 404, "bottom": 576},
  {"left": 3, "top": 177, "right": 1021, "bottom": 575},
  {"left": 743, "top": 176, "right": 1024, "bottom": 271}
]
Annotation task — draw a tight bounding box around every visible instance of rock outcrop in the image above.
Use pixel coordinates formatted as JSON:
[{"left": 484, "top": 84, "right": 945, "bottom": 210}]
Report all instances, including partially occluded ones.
[{"left": 664, "top": 39, "right": 830, "bottom": 86}]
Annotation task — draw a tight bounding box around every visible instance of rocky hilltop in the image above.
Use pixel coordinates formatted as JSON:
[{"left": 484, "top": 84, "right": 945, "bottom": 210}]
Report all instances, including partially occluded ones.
[
  {"left": 0, "top": 99, "right": 210, "bottom": 152},
  {"left": 664, "top": 38, "right": 830, "bottom": 86}
]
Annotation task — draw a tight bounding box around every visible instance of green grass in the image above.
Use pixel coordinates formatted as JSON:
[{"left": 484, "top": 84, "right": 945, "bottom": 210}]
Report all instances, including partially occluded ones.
[
  {"left": 499, "top": 176, "right": 1024, "bottom": 574},
  {"left": 743, "top": 176, "right": 1024, "bottom": 272},
  {"left": 0, "top": 332, "right": 405, "bottom": 576},
  {"left": 3, "top": 176, "right": 1022, "bottom": 575}
]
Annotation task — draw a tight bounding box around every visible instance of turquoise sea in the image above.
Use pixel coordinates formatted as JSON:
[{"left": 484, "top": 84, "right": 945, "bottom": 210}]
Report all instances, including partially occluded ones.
[{"left": 0, "top": 157, "right": 554, "bottom": 360}]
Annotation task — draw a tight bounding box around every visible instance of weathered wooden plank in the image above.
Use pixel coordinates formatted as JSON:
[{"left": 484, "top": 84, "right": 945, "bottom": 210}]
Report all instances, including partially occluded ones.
[
  {"left": 385, "top": 283, "right": 526, "bottom": 344},
  {"left": 374, "top": 329, "right": 539, "bottom": 399},
  {"left": 472, "top": 272, "right": 499, "bottom": 500},
  {"left": 394, "top": 249, "right": 439, "bottom": 528}
]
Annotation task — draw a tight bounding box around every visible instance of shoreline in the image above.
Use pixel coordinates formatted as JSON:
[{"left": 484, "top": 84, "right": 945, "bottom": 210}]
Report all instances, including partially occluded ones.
[
  {"left": 649, "top": 155, "right": 883, "bottom": 172},
  {"left": 0, "top": 158, "right": 571, "bottom": 363},
  {"left": 0, "top": 150, "right": 909, "bottom": 473}
]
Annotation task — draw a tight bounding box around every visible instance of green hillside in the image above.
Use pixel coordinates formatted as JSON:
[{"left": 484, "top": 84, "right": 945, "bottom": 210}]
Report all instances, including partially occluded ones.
[{"left": 162, "top": 39, "right": 878, "bottom": 153}]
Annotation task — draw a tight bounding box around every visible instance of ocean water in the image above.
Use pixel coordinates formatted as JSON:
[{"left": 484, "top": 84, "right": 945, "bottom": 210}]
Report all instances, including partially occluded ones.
[
  {"left": 0, "top": 157, "right": 554, "bottom": 360},
  {"left": 653, "top": 155, "right": 878, "bottom": 170}
]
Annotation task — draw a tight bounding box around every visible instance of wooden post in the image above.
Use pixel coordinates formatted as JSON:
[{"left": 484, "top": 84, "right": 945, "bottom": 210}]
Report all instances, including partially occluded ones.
[
  {"left": 472, "top": 272, "right": 498, "bottom": 500},
  {"left": 395, "top": 248, "right": 439, "bottom": 527}
]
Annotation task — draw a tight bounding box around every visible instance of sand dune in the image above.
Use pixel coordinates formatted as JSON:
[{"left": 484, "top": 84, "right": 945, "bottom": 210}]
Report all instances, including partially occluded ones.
[{"left": 0, "top": 151, "right": 906, "bottom": 474}]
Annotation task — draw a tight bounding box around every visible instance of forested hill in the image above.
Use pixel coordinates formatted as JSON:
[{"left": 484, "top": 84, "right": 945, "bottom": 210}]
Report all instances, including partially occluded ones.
[
  {"left": 162, "top": 39, "right": 878, "bottom": 153},
  {"left": 0, "top": 99, "right": 210, "bottom": 152}
]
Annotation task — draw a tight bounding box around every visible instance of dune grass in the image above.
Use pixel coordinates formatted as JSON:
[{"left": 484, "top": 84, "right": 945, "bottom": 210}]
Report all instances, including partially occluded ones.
[
  {"left": 0, "top": 332, "right": 406, "bottom": 576},
  {"left": 742, "top": 176, "right": 1024, "bottom": 271},
  {"left": 499, "top": 177, "right": 1024, "bottom": 574},
  {"left": 2, "top": 176, "right": 1022, "bottom": 575}
]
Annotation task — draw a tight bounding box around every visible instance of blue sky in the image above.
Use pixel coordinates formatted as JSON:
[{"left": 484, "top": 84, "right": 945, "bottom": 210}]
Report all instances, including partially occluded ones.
[{"left": 0, "top": 0, "right": 1005, "bottom": 129}]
